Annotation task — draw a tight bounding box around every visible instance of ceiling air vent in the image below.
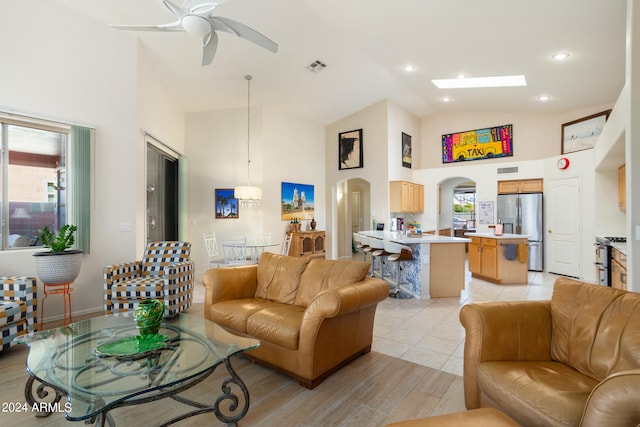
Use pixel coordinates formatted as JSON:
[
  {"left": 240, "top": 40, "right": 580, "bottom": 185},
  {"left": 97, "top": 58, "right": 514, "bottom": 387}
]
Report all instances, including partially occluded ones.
[
  {"left": 306, "top": 60, "right": 327, "bottom": 73},
  {"left": 497, "top": 167, "right": 519, "bottom": 174}
]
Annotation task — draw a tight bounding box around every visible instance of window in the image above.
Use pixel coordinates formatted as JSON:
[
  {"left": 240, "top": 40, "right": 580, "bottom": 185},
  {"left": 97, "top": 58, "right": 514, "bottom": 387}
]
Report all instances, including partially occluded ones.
[
  {"left": 0, "top": 113, "right": 91, "bottom": 251},
  {"left": 453, "top": 188, "right": 476, "bottom": 230}
]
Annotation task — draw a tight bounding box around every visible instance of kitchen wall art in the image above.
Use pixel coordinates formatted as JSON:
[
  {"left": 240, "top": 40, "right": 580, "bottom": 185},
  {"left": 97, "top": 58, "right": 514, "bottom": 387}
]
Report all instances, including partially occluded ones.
[{"left": 442, "top": 124, "right": 513, "bottom": 163}]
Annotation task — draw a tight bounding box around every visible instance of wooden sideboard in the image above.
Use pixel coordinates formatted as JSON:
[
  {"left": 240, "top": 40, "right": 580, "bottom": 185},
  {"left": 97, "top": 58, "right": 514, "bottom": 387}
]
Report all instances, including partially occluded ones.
[{"left": 286, "top": 230, "right": 326, "bottom": 259}]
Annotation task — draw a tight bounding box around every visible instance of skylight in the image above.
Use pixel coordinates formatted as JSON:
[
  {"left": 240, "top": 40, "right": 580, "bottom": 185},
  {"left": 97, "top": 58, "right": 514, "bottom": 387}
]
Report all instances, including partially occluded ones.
[{"left": 432, "top": 75, "right": 527, "bottom": 89}]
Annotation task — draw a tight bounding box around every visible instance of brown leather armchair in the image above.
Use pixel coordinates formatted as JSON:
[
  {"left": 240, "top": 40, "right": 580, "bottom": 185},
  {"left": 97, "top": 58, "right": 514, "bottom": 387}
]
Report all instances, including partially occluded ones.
[
  {"left": 459, "top": 277, "right": 640, "bottom": 427},
  {"left": 203, "top": 253, "right": 389, "bottom": 388}
]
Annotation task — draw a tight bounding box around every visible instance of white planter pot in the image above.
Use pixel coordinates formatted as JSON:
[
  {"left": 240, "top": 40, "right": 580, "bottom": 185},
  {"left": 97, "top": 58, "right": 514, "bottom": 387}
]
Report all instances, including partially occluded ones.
[{"left": 33, "top": 250, "right": 83, "bottom": 284}]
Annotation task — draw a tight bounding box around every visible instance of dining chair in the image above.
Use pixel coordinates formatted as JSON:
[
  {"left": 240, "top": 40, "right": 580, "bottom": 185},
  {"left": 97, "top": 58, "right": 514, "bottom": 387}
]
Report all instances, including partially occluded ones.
[
  {"left": 281, "top": 233, "right": 292, "bottom": 256},
  {"left": 221, "top": 237, "right": 250, "bottom": 266},
  {"left": 203, "top": 233, "right": 224, "bottom": 268}
]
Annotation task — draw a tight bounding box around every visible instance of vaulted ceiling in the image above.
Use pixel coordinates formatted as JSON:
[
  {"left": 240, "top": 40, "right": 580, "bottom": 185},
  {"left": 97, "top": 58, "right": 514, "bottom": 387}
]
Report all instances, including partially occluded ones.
[{"left": 55, "top": 0, "right": 627, "bottom": 125}]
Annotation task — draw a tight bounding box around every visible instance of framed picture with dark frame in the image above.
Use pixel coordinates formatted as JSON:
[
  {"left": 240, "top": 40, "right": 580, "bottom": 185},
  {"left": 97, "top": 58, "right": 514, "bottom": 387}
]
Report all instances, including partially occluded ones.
[
  {"left": 402, "top": 132, "right": 412, "bottom": 168},
  {"left": 561, "top": 110, "right": 611, "bottom": 154},
  {"left": 338, "top": 128, "right": 363, "bottom": 170},
  {"left": 215, "top": 188, "right": 238, "bottom": 219}
]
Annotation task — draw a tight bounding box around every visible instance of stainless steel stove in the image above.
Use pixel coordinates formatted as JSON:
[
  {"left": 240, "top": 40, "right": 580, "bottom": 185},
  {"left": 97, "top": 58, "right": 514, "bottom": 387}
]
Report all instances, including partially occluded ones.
[{"left": 594, "top": 236, "right": 627, "bottom": 286}]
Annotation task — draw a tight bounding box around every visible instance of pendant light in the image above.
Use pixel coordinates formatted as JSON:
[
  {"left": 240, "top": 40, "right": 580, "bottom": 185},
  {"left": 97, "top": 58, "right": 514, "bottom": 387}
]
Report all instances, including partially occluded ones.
[{"left": 234, "top": 75, "right": 262, "bottom": 208}]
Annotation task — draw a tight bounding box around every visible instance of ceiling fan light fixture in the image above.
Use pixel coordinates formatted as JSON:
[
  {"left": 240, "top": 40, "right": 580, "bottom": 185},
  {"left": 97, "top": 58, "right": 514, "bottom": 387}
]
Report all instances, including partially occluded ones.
[{"left": 182, "top": 15, "right": 211, "bottom": 37}]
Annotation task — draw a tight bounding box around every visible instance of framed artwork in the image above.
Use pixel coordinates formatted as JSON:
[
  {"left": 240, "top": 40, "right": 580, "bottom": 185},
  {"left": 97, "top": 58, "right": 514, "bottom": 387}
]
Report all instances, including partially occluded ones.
[
  {"left": 561, "top": 110, "right": 611, "bottom": 154},
  {"left": 402, "top": 132, "right": 412, "bottom": 168},
  {"left": 338, "top": 129, "right": 363, "bottom": 170},
  {"left": 215, "top": 188, "right": 238, "bottom": 219},
  {"left": 442, "top": 124, "right": 513, "bottom": 163},
  {"left": 281, "top": 181, "right": 315, "bottom": 220}
]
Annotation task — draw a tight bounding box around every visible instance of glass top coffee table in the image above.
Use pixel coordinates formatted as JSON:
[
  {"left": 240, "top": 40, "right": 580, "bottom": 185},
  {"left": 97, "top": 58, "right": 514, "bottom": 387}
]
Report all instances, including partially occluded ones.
[{"left": 15, "top": 313, "right": 259, "bottom": 426}]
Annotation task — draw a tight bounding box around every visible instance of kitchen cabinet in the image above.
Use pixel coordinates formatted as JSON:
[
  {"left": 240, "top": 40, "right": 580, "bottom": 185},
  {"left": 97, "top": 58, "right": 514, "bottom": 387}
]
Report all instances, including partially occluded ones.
[
  {"left": 469, "top": 237, "right": 497, "bottom": 279},
  {"left": 390, "top": 180, "right": 424, "bottom": 213},
  {"left": 618, "top": 165, "right": 626, "bottom": 212},
  {"left": 467, "top": 234, "right": 529, "bottom": 284},
  {"left": 611, "top": 247, "right": 627, "bottom": 291},
  {"left": 287, "top": 230, "right": 325, "bottom": 259},
  {"left": 498, "top": 178, "right": 543, "bottom": 194}
]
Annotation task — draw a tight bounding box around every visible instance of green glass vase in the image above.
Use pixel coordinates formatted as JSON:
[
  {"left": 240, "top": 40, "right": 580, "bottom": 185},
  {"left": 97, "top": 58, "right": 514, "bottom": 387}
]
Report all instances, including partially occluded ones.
[{"left": 134, "top": 299, "right": 165, "bottom": 336}]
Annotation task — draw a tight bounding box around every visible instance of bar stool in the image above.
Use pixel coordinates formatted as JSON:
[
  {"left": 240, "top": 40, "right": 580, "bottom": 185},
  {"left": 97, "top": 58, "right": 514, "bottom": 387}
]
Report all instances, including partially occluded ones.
[
  {"left": 353, "top": 233, "right": 368, "bottom": 262},
  {"left": 368, "top": 237, "right": 390, "bottom": 278},
  {"left": 384, "top": 240, "right": 413, "bottom": 298}
]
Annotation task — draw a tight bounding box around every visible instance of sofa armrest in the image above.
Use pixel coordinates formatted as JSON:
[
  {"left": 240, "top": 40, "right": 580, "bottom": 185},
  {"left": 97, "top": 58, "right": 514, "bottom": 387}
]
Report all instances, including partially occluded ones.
[
  {"left": 580, "top": 369, "right": 640, "bottom": 427},
  {"left": 163, "top": 260, "right": 195, "bottom": 282},
  {"left": 203, "top": 265, "right": 258, "bottom": 321},
  {"left": 459, "top": 300, "right": 552, "bottom": 409},
  {"left": 0, "top": 276, "right": 37, "bottom": 302},
  {"left": 104, "top": 261, "right": 142, "bottom": 285},
  {"left": 303, "top": 277, "right": 389, "bottom": 321}
]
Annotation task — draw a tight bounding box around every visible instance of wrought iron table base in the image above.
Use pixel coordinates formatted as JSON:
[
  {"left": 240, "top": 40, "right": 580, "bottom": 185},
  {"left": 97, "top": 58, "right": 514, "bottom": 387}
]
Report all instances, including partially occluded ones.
[{"left": 25, "top": 355, "right": 250, "bottom": 427}]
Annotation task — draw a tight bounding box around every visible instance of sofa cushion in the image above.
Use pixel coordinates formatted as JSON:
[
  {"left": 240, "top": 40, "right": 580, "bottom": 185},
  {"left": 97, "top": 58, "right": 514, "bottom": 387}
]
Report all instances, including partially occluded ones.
[
  {"left": 294, "top": 259, "right": 371, "bottom": 307},
  {"left": 255, "top": 253, "right": 310, "bottom": 304},
  {"left": 550, "top": 277, "right": 640, "bottom": 381},
  {"left": 478, "top": 360, "right": 599, "bottom": 427},
  {"left": 246, "top": 303, "right": 305, "bottom": 350},
  {"left": 209, "top": 298, "right": 275, "bottom": 334}
]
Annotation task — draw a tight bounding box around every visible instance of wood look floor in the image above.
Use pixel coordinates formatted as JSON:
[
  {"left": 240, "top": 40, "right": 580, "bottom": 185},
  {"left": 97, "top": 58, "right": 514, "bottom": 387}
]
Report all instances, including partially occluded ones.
[{"left": 0, "top": 299, "right": 465, "bottom": 426}]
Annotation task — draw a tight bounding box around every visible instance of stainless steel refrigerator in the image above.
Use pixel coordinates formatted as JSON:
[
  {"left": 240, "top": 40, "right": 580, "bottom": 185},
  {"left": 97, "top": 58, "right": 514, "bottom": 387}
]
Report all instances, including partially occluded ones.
[{"left": 497, "top": 193, "right": 543, "bottom": 271}]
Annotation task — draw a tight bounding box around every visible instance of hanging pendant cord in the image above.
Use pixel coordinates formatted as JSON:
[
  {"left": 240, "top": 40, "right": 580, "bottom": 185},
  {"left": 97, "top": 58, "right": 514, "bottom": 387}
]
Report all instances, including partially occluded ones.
[{"left": 245, "top": 74, "right": 252, "bottom": 186}]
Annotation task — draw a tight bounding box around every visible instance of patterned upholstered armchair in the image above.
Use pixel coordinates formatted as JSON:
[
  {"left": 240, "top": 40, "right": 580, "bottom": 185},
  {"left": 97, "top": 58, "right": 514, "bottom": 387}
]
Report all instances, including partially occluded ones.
[
  {"left": 104, "top": 241, "right": 195, "bottom": 318},
  {"left": 0, "top": 276, "right": 37, "bottom": 351}
]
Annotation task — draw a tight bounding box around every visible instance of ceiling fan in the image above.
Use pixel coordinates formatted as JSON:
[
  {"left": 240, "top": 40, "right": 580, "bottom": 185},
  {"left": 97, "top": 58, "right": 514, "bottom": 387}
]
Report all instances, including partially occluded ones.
[{"left": 111, "top": 0, "right": 278, "bottom": 66}]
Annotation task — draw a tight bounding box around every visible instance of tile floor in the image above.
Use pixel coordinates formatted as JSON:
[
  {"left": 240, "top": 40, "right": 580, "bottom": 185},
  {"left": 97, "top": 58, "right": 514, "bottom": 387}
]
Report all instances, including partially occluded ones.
[{"left": 371, "top": 260, "right": 557, "bottom": 376}]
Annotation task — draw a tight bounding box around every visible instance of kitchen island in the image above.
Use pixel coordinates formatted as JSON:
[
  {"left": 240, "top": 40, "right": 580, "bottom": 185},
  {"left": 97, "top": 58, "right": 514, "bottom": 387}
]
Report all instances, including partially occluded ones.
[
  {"left": 464, "top": 232, "right": 529, "bottom": 284},
  {"left": 358, "top": 230, "right": 470, "bottom": 299}
]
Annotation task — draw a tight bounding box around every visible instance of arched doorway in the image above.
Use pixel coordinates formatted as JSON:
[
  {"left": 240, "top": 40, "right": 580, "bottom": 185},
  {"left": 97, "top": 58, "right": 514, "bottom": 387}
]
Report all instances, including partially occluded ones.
[
  {"left": 438, "top": 177, "right": 476, "bottom": 236},
  {"left": 335, "top": 178, "right": 371, "bottom": 259}
]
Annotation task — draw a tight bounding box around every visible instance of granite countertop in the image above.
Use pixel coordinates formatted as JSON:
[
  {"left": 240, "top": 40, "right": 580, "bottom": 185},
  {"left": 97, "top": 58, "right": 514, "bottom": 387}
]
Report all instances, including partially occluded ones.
[
  {"left": 464, "top": 232, "right": 530, "bottom": 240},
  {"left": 358, "top": 230, "right": 470, "bottom": 244}
]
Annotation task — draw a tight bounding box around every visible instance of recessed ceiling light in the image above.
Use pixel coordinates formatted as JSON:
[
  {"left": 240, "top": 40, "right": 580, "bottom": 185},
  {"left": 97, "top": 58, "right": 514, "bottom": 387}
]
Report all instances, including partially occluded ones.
[
  {"left": 551, "top": 52, "right": 570, "bottom": 61},
  {"left": 442, "top": 97, "right": 452, "bottom": 102},
  {"left": 455, "top": 73, "right": 466, "bottom": 79},
  {"left": 537, "top": 95, "right": 551, "bottom": 101},
  {"left": 403, "top": 64, "right": 416, "bottom": 72},
  {"left": 432, "top": 75, "right": 527, "bottom": 89}
]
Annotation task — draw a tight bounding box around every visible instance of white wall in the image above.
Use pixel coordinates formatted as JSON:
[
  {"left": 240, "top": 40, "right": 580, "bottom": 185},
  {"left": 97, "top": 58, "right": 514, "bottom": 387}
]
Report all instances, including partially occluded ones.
[
  {"left": 185, "top": 106, "right": 325, "bottom": 275},
  {"left": 326, "top": 100, "right": 390, "bottom": 258},
  {"left": 0, "top": 2, "right": 184, "bottom": 321}
]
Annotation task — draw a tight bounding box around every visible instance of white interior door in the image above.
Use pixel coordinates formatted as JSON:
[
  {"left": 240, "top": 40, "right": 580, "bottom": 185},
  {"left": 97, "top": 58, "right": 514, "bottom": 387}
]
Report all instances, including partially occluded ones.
[
  {"left": 351, "top": 191, "right": 361, "bottom": 233},
  {"left": 547, "top": 177, "right": 581, "bottom": 277}
]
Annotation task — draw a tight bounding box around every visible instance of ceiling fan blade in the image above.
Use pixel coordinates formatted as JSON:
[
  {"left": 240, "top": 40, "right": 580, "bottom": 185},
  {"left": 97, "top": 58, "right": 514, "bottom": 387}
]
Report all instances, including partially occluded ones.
[
  {"left": 190, "top": 2, "right": 219, "bottom": 15},
  {"left": 162, "top": 0, "right": 187, "bottom": 18},
  {"left": 209, "top": 16, "right": 278, "bottom": 53},
  {"left": 111, "top": 23, "right": 185, "bottom": 32},
  {"left": 202, "top": 31, "right": 219, "bottom": 66}
]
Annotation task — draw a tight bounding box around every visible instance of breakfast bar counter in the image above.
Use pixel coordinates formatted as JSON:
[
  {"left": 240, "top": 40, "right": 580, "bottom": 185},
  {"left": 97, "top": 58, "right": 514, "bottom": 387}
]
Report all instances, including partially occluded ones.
[{"left": 358, "top": 231, "right": 470, "bottom": 298}]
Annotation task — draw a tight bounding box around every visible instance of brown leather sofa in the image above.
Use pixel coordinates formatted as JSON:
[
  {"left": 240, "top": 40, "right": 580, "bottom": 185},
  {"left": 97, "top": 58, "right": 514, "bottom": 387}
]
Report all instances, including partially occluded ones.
[
  {"left": 460, "top": 277, "right": 640, "bottom": 427},
  {"left": 203, "top": 252, "right": 389, "bottom": 388}
]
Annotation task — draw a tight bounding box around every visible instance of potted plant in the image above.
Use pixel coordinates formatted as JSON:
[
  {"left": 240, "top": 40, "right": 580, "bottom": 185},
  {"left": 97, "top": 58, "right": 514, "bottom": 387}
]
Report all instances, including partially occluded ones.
[{"left": 33, "top": 224, "right": 83, "bottom": 284}]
